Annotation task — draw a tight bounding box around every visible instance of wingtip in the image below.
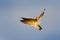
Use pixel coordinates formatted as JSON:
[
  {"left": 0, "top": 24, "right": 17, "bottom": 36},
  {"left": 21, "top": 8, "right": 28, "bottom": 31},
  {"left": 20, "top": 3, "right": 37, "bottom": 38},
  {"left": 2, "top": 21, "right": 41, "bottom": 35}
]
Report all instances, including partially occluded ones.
[
  {"left": 42, "top": 9, "right": 45, "bottom": 14},
  {"left": 21, "top": 17, "right": 24, "bottom": 19},
  {"left": 44, "top": 9, "right": 45, "bottom": 12},
  {"left": 39, "top": 27, "right": 42, "bottom": 30},
  {"left": 20, "top": 20, "right": 23, "bottom": 22}
]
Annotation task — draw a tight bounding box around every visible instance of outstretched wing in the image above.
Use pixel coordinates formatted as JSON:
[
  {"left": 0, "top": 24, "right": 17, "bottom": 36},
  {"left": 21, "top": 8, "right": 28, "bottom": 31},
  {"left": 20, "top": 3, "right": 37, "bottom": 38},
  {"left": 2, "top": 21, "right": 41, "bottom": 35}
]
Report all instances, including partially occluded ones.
[
  {"left": 20, "top": 19, "right": 35, "bottom": 26},
  {"left": 21, "top": 17, "right": 34, "bottom": 20},
  {"left": 36, "top": 9, "right": 45, "bottom": 20},
  {"left": 21, "top": 17, "right": 37, "bottom": 22}
]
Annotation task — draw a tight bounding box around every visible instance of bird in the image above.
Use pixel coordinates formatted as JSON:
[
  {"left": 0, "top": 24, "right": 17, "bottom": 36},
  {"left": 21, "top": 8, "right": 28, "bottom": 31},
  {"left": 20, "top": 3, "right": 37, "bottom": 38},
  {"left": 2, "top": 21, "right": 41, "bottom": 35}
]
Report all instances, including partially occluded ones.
[{"left": 20, "top": 9, "right": 45, "bottom": 30}]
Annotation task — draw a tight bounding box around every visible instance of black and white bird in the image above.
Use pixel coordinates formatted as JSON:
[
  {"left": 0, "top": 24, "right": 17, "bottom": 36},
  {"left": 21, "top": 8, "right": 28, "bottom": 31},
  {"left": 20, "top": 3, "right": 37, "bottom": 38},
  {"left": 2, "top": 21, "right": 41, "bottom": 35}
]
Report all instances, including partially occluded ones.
[{"left": 20, "top": 9, "right": 45, "bottom": 30}]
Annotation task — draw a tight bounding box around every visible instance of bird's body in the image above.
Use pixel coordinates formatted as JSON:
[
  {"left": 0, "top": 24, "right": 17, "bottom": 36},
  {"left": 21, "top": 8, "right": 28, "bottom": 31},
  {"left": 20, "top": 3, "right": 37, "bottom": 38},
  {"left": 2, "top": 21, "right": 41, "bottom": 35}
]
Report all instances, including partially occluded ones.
[{"left": 20, "top": 9, "right": 45, "bottom": 30}]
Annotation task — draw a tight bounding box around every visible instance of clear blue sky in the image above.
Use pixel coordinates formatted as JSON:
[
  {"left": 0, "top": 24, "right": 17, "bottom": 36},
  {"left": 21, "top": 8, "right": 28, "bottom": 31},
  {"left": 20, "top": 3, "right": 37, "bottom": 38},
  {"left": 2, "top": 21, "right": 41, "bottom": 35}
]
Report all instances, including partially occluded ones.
[{"left": 0, "top": 0, "right": 60, "bottom": 40}]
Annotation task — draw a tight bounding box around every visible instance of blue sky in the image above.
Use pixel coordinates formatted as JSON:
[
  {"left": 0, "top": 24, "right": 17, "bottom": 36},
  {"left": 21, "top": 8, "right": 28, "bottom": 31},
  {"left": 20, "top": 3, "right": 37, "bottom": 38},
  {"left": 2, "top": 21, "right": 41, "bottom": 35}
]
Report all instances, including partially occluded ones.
[{"left": 0, "top": 0, "right": 60, "bottom": 40}]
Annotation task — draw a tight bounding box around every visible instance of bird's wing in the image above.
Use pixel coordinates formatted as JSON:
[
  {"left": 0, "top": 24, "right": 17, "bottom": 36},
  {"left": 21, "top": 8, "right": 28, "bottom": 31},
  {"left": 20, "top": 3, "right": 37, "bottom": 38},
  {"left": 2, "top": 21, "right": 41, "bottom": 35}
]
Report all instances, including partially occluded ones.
[
  {"left": 21, "top": 17, "right": 34, "bottom": 20},
  {"left": 21, "top": 17, "right": 37, "bottom": 22},
  {"left": 20, "top": 19, "right": 35, "bottom": 26},
  {"left": 20, "top": 17, "right": 37, "bottom": 26},
  {"left": 36, "top": 9, "right": 45, "bottom": 20}
]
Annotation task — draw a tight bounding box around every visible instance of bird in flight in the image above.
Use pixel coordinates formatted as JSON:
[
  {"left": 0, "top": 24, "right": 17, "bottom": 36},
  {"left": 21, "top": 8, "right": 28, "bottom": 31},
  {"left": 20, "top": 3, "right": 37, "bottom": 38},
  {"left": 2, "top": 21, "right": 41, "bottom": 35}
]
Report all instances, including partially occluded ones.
[{"left": 20, "top": 9, "right": 45, "bottom": 30}]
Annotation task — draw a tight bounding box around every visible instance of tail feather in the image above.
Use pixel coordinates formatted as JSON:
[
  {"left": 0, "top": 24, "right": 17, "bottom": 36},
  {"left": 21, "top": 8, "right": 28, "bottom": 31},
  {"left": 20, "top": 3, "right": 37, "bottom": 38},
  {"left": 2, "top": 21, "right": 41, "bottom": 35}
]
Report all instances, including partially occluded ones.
[{"left": 38, "top": 25, "right": 42, "bottom": 30}]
